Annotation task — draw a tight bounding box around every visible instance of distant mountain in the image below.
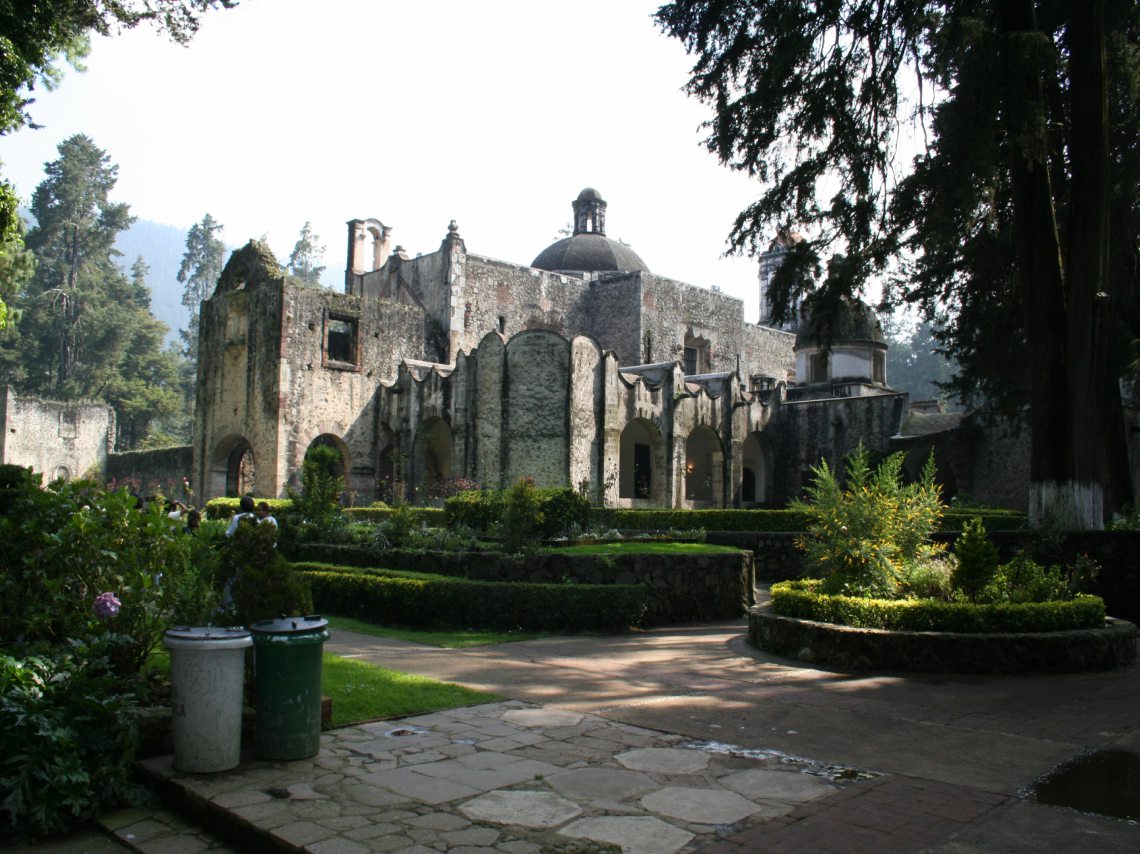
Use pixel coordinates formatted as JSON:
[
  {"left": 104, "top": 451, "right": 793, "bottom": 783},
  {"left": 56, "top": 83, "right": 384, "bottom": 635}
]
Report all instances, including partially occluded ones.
[{"left": 114, "top": 220, "right": 192, "bottom": 347}]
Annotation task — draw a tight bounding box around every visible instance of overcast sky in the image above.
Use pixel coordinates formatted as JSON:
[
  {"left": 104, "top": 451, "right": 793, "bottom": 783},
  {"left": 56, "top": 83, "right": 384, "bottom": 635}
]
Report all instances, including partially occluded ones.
[{"left": 0, "top": 1, "right": 773, "bottom": 319}]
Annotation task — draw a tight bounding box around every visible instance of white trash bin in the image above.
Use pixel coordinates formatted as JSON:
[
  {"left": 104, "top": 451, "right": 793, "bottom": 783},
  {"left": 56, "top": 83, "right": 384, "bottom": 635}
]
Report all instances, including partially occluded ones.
[{"left": 163, "top": 626, "right": 252, "bottom": 773}]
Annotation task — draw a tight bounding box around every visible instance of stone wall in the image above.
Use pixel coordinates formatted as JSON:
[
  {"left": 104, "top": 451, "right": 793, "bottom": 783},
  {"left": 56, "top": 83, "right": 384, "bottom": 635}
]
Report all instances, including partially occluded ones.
[
  {"left": 0, "top": 387, "right": 113, "bottom": 482},
  {"left": 105, "top": 446, "right": 193, "bottom": 500},
  {"left": 638, "top": 274, "right": 747, "bottom": 374},
  {"left": 741, "top": 322, "right": 796, "bottom": 383},
  {"left": 765, "top": 391, "right": 908, "bottom": 504}
]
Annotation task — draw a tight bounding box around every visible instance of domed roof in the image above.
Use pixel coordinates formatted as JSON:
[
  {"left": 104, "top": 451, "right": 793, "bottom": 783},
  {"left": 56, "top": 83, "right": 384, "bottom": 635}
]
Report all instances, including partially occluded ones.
[
  {"left": 531, "top": 187, "right": 650, "bottom": 274},
  {"left": 531, "top": 233, "right": 649, "bottom": 274},
  {"left": 794, "top": 297, "right": 886, "bottom": 349}
]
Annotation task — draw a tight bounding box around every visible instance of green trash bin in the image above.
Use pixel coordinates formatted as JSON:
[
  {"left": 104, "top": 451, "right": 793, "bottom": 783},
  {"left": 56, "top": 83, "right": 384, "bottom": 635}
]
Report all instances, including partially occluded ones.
[{"left": 250, "top": 615, "right": 330, "bottom": 760}]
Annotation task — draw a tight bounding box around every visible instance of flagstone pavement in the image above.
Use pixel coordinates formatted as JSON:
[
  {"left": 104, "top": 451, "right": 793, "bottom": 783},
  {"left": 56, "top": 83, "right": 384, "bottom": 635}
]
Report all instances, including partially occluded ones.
[{"left": 17, "top": 616, "right": 1140, "bottom": 853}]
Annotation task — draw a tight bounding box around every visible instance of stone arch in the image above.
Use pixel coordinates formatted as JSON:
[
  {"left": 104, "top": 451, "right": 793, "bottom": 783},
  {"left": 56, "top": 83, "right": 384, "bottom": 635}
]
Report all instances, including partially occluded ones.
[
  {"left": 51, "top": 464, "right": 72, "bottom": 484},
  {"left": 685, "top": 426, "right": 725, "bottom": 505},
  {"left": 414, "top": 417, "right": 452, "bottom": 501},
  {"left": 619, "top": 418, "right": 665, "bottom": 503},
  {"left": 209, "top": 434, "right": 255, "bottom": 498},
  {"left": 741, "top": 431, "right": 774, "bottom": 505},
  {"left": 305, "top": 433, "right": 350, "bottom": 480}
]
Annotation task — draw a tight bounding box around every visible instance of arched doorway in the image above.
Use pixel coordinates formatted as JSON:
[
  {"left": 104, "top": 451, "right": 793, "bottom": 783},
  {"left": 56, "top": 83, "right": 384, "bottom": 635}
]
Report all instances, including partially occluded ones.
[
  {"left": 305, "top": 434, "right": 349, "bottom": 479},
  {"left": 741, "top": 431, "right": 774, "bottom": 505},
  {"left": 208, "top": 435, "right": 255, "bottom": 498},
  {"left": 619, "top": 419, "right": 665, "bottom": 504},
  {"left": 414, "top": 417, "right": 452, "bottom": 501},
  {"left": 685, "top": 426, "right": 724, "bottom": 505}
]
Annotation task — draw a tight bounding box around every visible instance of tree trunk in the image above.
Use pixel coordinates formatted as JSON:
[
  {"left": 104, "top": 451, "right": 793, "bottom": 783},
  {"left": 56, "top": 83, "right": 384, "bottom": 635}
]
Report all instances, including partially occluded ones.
[{"left": 1000, "top": 0, "right": 1102, "bottom": 529}]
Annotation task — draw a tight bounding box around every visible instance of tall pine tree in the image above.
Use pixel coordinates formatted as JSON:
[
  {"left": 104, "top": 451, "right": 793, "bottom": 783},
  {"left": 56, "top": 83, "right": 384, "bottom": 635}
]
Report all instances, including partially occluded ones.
[{"left": 177, "top": 212, "right": 225, "bottom": 361}]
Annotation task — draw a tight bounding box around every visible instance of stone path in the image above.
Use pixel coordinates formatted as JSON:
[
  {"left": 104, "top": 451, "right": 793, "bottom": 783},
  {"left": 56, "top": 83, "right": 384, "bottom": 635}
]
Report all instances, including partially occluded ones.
[
  {"left": 124, "top": 700, "right": 872, "bottom": 853},
  {"left": 29, "top": 617, "right": 1139, "bottom": 852}
]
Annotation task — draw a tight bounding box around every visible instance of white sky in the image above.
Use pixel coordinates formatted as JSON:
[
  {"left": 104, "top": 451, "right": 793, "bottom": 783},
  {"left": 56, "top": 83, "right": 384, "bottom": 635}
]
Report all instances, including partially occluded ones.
[{"left": 0, "top": 0, "right": 771, "bottom": 321}]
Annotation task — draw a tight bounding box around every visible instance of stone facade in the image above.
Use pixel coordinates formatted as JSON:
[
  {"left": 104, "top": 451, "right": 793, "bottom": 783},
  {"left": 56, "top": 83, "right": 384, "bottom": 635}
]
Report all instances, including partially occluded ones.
[
  {"left": 193, "top": 192, "right": 911, "bottom": 508},
  {"left": 1, "top": 386, "right": 114, "bottom": 482}
]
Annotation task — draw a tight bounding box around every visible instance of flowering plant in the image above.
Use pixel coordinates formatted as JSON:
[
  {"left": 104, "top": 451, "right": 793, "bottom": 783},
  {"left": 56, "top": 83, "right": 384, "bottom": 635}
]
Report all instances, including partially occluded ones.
[{"left": 92, "top": 592, "right": 121, "bottom": 620}]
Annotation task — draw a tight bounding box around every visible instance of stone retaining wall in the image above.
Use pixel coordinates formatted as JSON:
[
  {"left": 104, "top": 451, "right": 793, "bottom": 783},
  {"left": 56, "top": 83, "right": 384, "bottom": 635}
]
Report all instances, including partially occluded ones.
[{"left": 749, "top": 605, "right": 1138, "bottom": 674}]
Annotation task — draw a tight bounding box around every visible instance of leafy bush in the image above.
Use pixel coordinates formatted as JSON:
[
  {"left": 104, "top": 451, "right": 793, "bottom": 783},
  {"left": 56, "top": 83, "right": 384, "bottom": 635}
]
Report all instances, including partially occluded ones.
[
  {"left": 297, "top": 563, "right": 646, "bottom": 633},
  {"left": 897, "top": 555, "right": 956, "bottom": 601},
  {"left": 791, "top": 445, "right": 944, "bottom": 598},
  {"left": 344, "top": 506, "right": 445, "bottom": 525},
  {"left": 0, "top": 469, "right": 214, "bottom": 677},
  {"left": 216, "top": 520, "right": 312, "bottom": 625},
  {"left": 0, "top": 637, "right": 141, "bottom": 840},
  {"left": 770, "top": 579, "right": 1106, "bottom": 633},
  {"left": 951, "top": 517, "right": 1000, "bottom": 601},
  {"left": 444, "top": 483, "right": 590, "bottom": 544},
  {"left": 287, "top": 444, "right": 346, "bottom": 539}
]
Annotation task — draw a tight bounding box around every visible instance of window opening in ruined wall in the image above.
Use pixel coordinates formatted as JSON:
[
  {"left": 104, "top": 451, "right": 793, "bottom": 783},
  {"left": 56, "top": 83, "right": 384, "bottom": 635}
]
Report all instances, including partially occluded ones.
[
  {"left": 682, "top": 332, "right": 709, "bottom": 375},
  {"left": 873, "top": 351, "right": 885, "bottom": 385},
  {"left": 810, "top": 352, "right": 830, "bottom": 384},
  {"left": 324, "top": 313, "right": 359, "bottom": 369}
]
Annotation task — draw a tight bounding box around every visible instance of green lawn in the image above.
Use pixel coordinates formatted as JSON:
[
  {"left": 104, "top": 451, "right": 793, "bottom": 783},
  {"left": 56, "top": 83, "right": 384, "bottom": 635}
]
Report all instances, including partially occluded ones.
[
  {"left": 326, "top": 615, "right": 545, "bottom": 647},
  {"left": 552, "top": 541, "right": 743, "bottom": 555},
  {"left": 323, "top": 654, "right": 498, "bottom": 726}
]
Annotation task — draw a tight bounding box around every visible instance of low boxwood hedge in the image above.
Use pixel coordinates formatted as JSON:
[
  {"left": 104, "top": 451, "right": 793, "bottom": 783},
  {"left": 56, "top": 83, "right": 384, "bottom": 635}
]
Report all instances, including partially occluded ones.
[
  {"left": 770, "top": 579, "right": 1105, "bottom": 633},
  {"left": 589, "top": 507, "right": 1025, "bottom": 533},
  {"left": 204, "top": 497, "right": 293, "bottom": 520},
  {"left": 294, "top": 561, "right": 646, "bottom": 633},
  {"left": 342, "top": 506, "right": 446, "bottom": 525}
]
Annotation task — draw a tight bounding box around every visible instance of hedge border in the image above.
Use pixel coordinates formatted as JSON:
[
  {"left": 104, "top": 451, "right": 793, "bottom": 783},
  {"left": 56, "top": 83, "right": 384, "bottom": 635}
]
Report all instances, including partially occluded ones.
[
  {"left": 769, "top": 579, "right": 1105, "bottom": 633},
  {"left": 295, "top": 563, "right": 647, "bottom": 633},
  {"left": 749, "top": 604, "right": 1136, "bottom": 674}
]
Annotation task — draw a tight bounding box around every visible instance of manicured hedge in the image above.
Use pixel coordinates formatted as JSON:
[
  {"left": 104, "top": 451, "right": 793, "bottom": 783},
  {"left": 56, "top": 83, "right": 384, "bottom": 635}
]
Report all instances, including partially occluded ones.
[
  {"left": 343, "top": 506, "right": 446, "bottom": 525},
  {"left": 770, "top": 579, "right": 1105, "bottom": 633},
  {"left": 204, "top": 497, "right": 293, "bottom": 520},
  {"left": 294, "top": 562, "right": 646, "bottom": 633},
  {"left": 444, "top": 487, "right": 590, "bottom": 536},
  {"left": 589, "top": 507, "right": 1025, "bottom": 533}
]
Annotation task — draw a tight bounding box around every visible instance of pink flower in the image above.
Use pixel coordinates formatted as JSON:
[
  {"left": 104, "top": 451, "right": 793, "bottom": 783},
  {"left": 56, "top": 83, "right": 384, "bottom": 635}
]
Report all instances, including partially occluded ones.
[{"left": 93, "top": 592, "right": 121, "bottom": 620}]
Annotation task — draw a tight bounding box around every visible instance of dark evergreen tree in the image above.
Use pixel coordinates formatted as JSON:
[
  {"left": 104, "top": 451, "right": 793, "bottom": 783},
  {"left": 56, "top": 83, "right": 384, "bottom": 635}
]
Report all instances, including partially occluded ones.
[
  {"left": 657, "top": 0, "right": 1140, "bottom": 528},
  {"left": 176, "top": 212, "right": 225, "bottom": 361},
  {"left": 0, "top": 135, "right": 184, "bottom": 449}
]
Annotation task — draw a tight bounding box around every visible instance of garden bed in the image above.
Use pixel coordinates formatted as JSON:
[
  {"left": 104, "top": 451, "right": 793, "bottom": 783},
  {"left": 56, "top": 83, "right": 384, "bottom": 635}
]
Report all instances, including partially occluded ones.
[{"left": 748, "top": 604, "right": 1137, "bottom": 674}]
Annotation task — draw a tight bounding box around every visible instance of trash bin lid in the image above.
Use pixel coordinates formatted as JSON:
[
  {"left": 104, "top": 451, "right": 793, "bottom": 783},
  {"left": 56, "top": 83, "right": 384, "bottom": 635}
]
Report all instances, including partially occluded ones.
[
  {"left": 249, "top": 615, "right": 329, "bottom": 635},
  {"left": 164, "top": 626, "right": 251, "bottom": 641}
]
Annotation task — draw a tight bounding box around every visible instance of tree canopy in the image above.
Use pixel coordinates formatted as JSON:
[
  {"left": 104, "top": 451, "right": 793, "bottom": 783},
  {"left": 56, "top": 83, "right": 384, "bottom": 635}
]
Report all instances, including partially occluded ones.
[
  {"left": 0, "top": 0, "right": 236, "bottom": 329},
  {"left": 177, "top": 212, "right": 226, "bottom": 360},
  {"left": 285, "top": 221, "right": 327, "bottom": 287},
  {"left": 0, "top": 135, "right": 184, "bottom": 449},
  {"left": 658, "top": 0, "right": 1140, "bottom": 527}
]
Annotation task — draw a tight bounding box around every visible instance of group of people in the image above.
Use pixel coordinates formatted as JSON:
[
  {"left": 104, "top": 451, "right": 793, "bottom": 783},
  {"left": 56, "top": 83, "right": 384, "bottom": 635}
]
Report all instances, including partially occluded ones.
[{"left": 224, "top": 495, "right": 278, "bottom": 537}]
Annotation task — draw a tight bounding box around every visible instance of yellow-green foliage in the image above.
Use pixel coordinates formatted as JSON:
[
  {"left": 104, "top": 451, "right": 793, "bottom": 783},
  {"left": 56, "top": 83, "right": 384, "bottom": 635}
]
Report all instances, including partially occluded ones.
[
  {"left": 791, "top": 445, "right": 944, "bottom": 597},
  {"left": 771, "top": 580, "right": 1105, "bottom": 633}
]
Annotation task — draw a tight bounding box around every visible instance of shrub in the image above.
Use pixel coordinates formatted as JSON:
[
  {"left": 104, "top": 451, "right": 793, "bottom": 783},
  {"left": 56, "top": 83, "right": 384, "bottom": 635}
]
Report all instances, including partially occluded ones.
[
  {"left": 0, "top": 637, "right": 140, "bottom": 840},
  {"left": 791, "top": 444, "right": 944, "bottom": 598},
  {"left": 897, "top": 555, "right": 956, "bottom": 601},
  {"left": 217, "top": 521, "right": 312, "bottom": 625},
  {"left": 501, "top": 477, "right": 543, "bottom": 551},
  {"left": 445, "top": 483, "right": 590, "bottom": 543},
  {"left": 297, "top": 563, "right": 646, "bottom": 633},
  {"left": 287, "top": 444, "right": 346, "bottom": 539},
  {"left": 951, "top": 517, "right": 1000, "bottom": 602},
  {"left": 0, "top": 469, "right": 213, "bottom": 678},
  {"left": 770, "top": 579, "right": 1106, "bottom": 633}
]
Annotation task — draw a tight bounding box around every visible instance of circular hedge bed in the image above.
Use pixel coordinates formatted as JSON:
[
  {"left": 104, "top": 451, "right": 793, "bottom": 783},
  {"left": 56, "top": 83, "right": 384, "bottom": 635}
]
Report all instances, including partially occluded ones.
[
  {"left": 749, "top": 580, "right": 1137, "bottom": 673},
  {"left": 770, "top": 579, "right": 1106, "bottom": 633}
]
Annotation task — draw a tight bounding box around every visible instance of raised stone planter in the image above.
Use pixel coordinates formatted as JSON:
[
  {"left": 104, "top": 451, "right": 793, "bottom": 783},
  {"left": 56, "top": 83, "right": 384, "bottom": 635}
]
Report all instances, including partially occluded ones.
[{"left": 748, "top": 604, "right": 1138, "bottom": 674}]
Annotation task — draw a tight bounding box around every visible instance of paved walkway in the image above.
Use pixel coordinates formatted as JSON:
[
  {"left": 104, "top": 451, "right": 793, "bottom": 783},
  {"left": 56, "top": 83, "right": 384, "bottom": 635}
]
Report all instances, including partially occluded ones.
[{"left": 68, "top": 620, "right": 1140, "bottom": 851}]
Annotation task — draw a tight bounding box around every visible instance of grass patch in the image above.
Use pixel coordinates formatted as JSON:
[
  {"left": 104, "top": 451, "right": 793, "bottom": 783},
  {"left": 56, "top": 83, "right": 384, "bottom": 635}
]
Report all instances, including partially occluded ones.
[
  {"left": 551, "top": 541, "right": 743, "bottom": 555},
  {"left": 326, "top": 615, "right": 544, "bottom": 647},
  {"left": 323, "top": 653, "right": 498, "bottom": 726}
]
